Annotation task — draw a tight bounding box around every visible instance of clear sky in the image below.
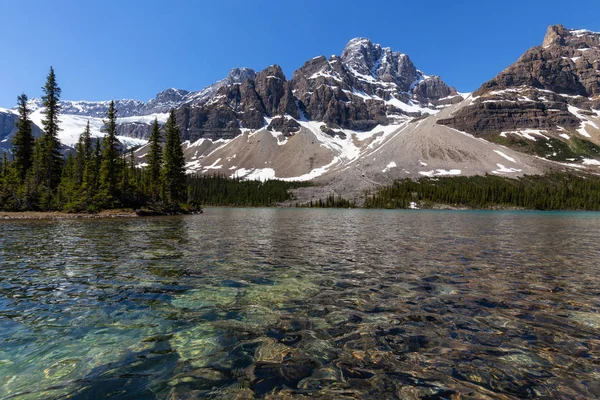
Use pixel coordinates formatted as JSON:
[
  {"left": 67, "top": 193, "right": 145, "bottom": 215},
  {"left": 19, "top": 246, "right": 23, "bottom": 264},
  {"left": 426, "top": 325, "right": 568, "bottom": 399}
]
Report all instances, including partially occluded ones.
[{"left": 1, "top": 0, "right": 599, "bottom": 106}]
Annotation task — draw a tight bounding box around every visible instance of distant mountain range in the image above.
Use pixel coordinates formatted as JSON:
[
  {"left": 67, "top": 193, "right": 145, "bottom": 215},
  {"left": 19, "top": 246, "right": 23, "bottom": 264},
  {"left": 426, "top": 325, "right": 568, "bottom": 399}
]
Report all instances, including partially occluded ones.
[{"left": 1, "top": 25, "right": 599, "bottom": 200}]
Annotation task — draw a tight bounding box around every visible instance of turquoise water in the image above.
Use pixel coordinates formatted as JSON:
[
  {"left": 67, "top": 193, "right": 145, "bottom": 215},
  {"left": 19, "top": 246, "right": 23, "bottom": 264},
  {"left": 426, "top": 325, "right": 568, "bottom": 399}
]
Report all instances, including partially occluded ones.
[{"left": 1, "top": 208, "right": 600, "bottom": 398}]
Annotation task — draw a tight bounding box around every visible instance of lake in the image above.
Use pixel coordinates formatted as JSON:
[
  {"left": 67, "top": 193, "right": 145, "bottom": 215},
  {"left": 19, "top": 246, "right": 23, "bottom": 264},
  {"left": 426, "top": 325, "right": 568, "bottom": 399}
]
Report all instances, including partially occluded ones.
[{"left": 1, "top": 208, "right": 599, "bottom": 399}]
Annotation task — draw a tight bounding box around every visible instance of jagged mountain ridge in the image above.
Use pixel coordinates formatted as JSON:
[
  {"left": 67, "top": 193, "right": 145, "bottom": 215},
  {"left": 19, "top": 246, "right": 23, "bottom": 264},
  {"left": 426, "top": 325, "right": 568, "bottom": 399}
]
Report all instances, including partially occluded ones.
[
  {"left": 0, "top": 68, "right": 257, "bottom": 151},
  {"left": 19, "top": 67, "right": 257, "bottom": 119},
  {"left": 439, "top": 25, "right": 600, "bottom": 163},
  {"left": 175, "top": 38, "right": 462, "bottom": 142},
  {"left": 1, "top": 37, "right": 461, "bottom": 152}
]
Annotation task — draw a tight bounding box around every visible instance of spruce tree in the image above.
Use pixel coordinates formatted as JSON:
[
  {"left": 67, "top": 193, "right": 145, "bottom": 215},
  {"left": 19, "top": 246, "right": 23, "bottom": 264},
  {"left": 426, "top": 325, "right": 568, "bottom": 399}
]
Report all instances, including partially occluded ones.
[
  {"left": 12, "top": 93, "right": 35, "bottom": 180},
  {"left": 161, "top": 109, "right": 186, "bottom": 205},
  {"left": 81, "top": 121, "right": 92, "bottom": 159},
  {"left": 93, "top": 139, "right": 101, "bottom": 187},
  {"left": 146, "top": 118, "right": 162, "bottom": 197},
  {"left": 41, "top": 68, "right": 62, "bottom": 177},
  {"left": 99, "top": 101, "right": 121, "bottom": 204},
  {"left": 72, "top": 122, "right": 93, "bottom": 207},
  {"left": 1, "top": 152, "right": 8, "bottom": 178},
  {"left": 81, "top": 138, "right": 102, "bottom": 210},
  {"left": 80, "top": 122, "right": 95, "bottom": 204},
  {"left": 40, "top": 66, "right": 63, "bottom": 207}
]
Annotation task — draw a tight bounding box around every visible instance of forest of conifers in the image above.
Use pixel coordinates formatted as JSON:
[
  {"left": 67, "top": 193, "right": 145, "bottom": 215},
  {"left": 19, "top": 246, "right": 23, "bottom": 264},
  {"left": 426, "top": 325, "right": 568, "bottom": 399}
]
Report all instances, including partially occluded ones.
[
  {"left": 364, "top": 174, "right": 600, "bottom": 210},
  {"left": 0, "top": 68, "right": 191, "bottom": 212}
]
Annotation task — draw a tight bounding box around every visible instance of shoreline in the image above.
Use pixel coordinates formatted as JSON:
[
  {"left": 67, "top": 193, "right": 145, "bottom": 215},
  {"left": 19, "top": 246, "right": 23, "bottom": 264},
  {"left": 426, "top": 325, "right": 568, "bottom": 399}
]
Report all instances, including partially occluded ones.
[
  {"left": 0, "top": 209, "right": 139, "bottom": 220},
  {"left": 1, "top": 206, "right": 598, "bottom": 220}
]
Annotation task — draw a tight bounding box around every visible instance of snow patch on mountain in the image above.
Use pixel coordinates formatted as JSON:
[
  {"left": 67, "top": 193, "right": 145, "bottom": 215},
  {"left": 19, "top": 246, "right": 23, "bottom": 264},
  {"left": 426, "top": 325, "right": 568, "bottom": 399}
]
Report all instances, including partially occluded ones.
[{"left": 28, "top": 108, "right": 150, "bottom": 148}]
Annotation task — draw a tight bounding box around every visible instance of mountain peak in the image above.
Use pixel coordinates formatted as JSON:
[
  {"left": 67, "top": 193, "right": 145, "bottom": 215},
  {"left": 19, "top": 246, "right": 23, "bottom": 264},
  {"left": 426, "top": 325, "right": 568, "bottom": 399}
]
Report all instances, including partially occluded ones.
[
  {"left": 542, "top": 24, "right": 569, "bottom": 47},
  {"left": 344, "top": 37, "right": 373, "bottom": 48},
  {"left": 151, "top": 88, "right": 190, "bottom": 103},
  {"left": 340, "top": 37, "right": 418, "bottom": 91},
  {"left": 543, "top": 24, "right": 600, "bottom": 48},
  {"left": 225, "top": 67, "right": 256, "bottom": 84}
]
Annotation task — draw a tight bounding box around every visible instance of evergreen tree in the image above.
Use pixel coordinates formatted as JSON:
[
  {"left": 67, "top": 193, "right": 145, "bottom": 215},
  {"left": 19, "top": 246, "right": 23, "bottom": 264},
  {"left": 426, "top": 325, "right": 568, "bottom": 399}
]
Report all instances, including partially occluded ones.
[
  {"left": 81, "top": 137, "right": 102, "bottom": 210},
  {"left": 1, "top": 152, "right": 8, "bottom": 178},
  {"left": 161, "top": 109, "right": 186, "bottom": 205},
  {"left": 40, "top": 66, "right": 63, "bottom": 207},
  {"left": 12, "top": 93, "right": 35, "bottom": 179},
  {"left": 146, "top": 118, "right": 162, "bottom": 198},
  {"left": 99, "top": 101, "right": 121, "bottom": 204},
  {"left": 57, "top": 152, "right": 78, "bottom": 210},
  {"left": 74, "top": 122, "right": 93, "bottom": 207}
]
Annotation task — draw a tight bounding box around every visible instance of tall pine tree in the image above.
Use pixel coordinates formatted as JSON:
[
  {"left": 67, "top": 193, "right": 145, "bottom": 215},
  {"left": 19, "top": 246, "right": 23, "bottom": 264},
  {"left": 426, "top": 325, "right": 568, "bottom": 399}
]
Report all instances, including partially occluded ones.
[
  {"left": 146, "top": 117, "right": 162, "bottom": 198},
  {"left": 12, "top": 93, "right": 35, "bottom": 180},
  {"left": 162, "top": 109, "right": 186, "bottom": 205},
  {"left": 40, "top": 66, "right": 63, "bottom": 207},
  {"left": 74, "top": 124, "right": 87, "bottom": 186},
  {"left": 99, "top": 101, "right": 121, "bottom": 205}
]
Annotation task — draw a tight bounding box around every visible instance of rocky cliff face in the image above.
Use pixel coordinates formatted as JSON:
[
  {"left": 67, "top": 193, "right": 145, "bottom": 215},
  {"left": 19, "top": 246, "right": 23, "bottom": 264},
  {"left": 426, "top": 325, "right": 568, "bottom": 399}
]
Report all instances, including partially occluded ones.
[
  {"left": 174, "top": 38, "right": 461, "bottom": 142},
  {"left": 0, "top": 109, "right": 44, "bottom": 153},
  {"left": 290, "top": 39, "right": 458, "bottom": 130},
  {"left": 0, "top": 110, "right": 19, "bottom": 152},
  {"left": 141, "top": 88, "right": 190, "bottom": 114},
  {"left": 439, "top": 25, "right": 600, "bottom": 162}
]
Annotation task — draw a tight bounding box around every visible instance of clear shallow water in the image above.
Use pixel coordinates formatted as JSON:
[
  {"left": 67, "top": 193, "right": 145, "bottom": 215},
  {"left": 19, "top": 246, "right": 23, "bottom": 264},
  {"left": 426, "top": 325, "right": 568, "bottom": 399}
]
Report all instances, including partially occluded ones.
[{"left": 1, "top": 209, "right": 600, "bottom": 399}]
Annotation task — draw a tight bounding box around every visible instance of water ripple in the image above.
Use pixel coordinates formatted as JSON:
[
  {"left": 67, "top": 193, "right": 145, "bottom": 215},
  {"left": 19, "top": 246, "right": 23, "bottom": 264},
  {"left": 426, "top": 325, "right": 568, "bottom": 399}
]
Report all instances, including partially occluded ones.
[{"left": 1, "top": 209, "right": 599, "bottom": 398}]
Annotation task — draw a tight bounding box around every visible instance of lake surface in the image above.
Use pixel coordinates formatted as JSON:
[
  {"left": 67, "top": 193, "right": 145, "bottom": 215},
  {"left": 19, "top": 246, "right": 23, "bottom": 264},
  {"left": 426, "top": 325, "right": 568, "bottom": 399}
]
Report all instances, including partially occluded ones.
[{"left": 1, "top": 209, "right": 600, "bottom": 399}]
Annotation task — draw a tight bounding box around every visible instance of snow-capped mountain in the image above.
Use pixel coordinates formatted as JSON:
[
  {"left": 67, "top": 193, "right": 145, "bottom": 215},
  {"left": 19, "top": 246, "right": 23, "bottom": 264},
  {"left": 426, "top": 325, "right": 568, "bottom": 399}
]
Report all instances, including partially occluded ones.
[
  {"left": 3, "top": 29, "right": 599, "bottom": 201},
  {"left": 172, "top": 37, "right": 464, "bottom": 144},
  {"left": 159, "top": 29, "right": 599, "bottom": 201},
  {"left": 181, "top": 67, "right": 256, "bottom": 106},
  {"left": 0, "top": 67, "right": 259, "bottom": 152},
  {"left": 1, "top": 38, "right": 461, "bottom": 152}
]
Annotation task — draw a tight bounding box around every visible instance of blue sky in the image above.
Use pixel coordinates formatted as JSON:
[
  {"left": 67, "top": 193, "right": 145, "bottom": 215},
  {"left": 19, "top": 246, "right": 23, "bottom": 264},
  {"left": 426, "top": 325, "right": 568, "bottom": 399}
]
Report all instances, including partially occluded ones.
[{"left": 1, "top": 0, "right": 599, "bottom": 106}]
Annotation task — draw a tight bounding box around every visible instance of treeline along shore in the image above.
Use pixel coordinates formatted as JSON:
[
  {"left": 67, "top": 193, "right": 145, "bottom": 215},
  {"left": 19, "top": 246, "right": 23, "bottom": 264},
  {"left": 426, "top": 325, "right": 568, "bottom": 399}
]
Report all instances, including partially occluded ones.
[{"left": 2, "top": 68, "right": 600, "bottom": 216}]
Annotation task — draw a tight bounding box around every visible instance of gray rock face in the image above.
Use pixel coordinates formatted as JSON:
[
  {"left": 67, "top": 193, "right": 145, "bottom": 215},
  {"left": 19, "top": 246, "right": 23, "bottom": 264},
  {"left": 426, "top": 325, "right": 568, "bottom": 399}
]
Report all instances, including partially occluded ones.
[
  {"left": 181, "top": 67, "right": 256, "bottom": 106},
  {"left": 254, "top": 65, "right": 289, "bottom": 116},
  {"left": 267, "top": 116, "right": 300, "bottom": 136},
  {"left": 176, "top": 65, "right": 299, "bottom": 142},
  {"left": 34, "top": 99, "right": 146, "bottom": 118},
  {"left": 19, "top": 69, "right": 256, "bottom": 122},
  {"left": 339, "top": 38, "right": 455, "bottom": 101},
  {"left": 413, "top": 76, "right": 457, "bottom": 103},
  {"left": 115, "top": 122, "right": 154, "bottom": 140},
  {"left": 0, "top": 110, "right": 43, "bottom": 153},
  {"left": 0, "top": 111, "right": 19, "bottom": 152},
  {"left": 474, "top": 25, "right": 600, "bottom": 98},
  {"left": 440, "top": 25, "right": 600, "bottom": 138},
  {"left": 340, "top": 38, "right": 419, "bottom": 92},
  {"left": 169, "top": 38, "right": 459, "bottom": 140},
  {"left": 141, "top": 88, "right": 190, "bottom": 114},
  {"left": 288, "top": 38, "right": 458, "bottom": 130}
]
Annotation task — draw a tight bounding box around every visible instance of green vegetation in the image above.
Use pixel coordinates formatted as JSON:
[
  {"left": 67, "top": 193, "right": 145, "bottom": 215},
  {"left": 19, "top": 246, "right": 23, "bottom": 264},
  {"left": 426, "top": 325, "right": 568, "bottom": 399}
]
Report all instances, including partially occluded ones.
[
  {"left": 187, "top": 174, "right": 310, "bottom": 207},
  {"left": 492, "top": 133, "right": 600, "bottom": 162},
  {"left": 0, "top": 68, "right": 190, "bottom": 213},
  {"left": 162, "top": 110, "right": 187, "bottom": 205},
  {"left": 12, "top": 93, "right": 35, "bottom": 180},
  {"left": 365, "top": 174, "right": 600, "bottom": 210},
  {"left": 301, "top": 195, "right": 357, "bottom": 208}
]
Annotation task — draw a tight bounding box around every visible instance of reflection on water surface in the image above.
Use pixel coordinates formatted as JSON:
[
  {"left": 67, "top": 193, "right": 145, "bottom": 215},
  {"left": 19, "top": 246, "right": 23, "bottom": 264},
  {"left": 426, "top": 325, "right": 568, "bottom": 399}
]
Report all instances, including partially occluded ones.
[{"left": 1, "top": 209, "right": 599, "bottom": 398}]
